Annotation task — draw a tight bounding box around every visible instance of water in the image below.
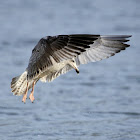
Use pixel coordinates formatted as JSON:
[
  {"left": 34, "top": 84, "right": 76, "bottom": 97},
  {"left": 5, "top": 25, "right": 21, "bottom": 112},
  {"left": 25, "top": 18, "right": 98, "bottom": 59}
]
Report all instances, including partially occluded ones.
[{"left": 0, "top": 0, "right": 140, "bottom": 139}]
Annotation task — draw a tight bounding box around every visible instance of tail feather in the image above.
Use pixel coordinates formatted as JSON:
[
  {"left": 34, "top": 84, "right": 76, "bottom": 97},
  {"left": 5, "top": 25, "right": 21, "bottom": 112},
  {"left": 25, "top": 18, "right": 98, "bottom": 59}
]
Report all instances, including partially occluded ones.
[{"left": 11, "top": 71, "right": 28, "bottom": 96}]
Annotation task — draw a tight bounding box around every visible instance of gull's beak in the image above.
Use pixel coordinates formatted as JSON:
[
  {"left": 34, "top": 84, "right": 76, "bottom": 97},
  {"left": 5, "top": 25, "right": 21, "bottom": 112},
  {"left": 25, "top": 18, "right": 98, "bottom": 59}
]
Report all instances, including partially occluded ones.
[{"left": 69, "top": 61, "right": 79, "bottom": 74}]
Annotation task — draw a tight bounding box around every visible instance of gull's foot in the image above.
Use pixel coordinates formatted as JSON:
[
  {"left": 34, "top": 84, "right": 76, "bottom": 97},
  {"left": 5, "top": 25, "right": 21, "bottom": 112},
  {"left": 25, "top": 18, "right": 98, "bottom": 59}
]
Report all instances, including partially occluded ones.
[
  {"left": 22, "top": 94, "right": 27, "bottom": 103},
  {"left": 29, "top": 93, "right": 35, "bottom": 103}
]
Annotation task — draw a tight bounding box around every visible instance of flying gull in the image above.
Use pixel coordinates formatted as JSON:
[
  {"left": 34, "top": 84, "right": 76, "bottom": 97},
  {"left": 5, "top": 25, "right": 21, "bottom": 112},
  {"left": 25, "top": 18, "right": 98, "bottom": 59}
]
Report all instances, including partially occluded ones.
[{"left": 11, "top": 34, "right": 131, "bottom": 103}]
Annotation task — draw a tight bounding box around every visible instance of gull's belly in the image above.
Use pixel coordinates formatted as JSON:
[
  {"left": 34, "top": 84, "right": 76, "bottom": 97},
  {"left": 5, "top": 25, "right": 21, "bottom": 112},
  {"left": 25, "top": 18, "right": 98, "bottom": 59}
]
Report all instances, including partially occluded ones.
[{"left": 38, "top": 60, "right": 69, "bottom": 79}]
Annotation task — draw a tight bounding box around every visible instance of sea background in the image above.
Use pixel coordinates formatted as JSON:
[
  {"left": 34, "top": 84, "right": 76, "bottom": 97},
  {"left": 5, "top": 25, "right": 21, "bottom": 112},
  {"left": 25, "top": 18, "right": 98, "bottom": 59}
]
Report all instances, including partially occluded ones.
[{"left": 0, "top": 0, "right": 140, "bottom": 139}]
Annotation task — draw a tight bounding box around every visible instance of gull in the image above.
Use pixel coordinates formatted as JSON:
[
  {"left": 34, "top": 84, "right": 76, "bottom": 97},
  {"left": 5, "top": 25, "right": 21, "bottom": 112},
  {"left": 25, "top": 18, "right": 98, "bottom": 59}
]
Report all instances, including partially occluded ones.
[{"left": 11, "top": 34, "right": 131, "bottom": 103}]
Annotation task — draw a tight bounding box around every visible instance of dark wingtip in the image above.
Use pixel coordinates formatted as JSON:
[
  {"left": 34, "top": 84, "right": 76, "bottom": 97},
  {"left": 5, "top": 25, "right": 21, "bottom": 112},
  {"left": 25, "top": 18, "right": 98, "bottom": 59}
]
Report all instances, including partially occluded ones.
[{"left": 127, "top": 35, "right": 132, "bottom": 38}]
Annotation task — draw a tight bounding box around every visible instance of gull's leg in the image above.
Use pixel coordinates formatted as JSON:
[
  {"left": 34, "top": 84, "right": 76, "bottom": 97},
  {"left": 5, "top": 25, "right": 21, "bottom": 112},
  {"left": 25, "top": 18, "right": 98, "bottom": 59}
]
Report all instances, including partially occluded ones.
[
  {"left": 29, "top": 81, "right": 35, "bottom": 103},
  {"left": 22, "top": 82, "right": 28, "bottom": 103}
]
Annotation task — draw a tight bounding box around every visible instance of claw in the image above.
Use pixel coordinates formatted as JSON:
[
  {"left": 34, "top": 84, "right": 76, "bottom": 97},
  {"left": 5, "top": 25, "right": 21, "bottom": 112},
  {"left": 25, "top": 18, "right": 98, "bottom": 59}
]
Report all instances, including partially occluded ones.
[
  {"left": 22, "top": 95, "right": 27, "bottom": 103},
  {"left": 29, "top": 93, "right": 35, "bottom": 103}
]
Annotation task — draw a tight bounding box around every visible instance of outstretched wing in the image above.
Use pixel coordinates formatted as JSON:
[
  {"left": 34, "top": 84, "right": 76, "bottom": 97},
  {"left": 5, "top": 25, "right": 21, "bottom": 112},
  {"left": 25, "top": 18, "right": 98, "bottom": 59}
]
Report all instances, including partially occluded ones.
[
  {"left": 27, "top": 34, "right": 131, "bottom": 80},
  {"left": 75, "top": 35, "right": 131, "bottom": 65}
]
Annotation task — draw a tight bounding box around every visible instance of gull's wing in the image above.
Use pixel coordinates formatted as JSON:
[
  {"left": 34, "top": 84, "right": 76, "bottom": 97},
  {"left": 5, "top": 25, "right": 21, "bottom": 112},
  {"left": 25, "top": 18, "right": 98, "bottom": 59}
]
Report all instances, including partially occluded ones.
[
  {"left": 75, "top": 35, "right": 131, "bottom": 65},
  {"left": 27, "top": 34, "right": 131, "bottom": 80}
]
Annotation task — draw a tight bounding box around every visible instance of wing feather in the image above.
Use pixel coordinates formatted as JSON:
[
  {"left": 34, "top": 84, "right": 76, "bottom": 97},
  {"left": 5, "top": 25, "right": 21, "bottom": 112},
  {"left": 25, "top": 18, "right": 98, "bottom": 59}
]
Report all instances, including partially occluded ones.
[{"left": 76, "top": 35, "right": 131, "bottom": 65}]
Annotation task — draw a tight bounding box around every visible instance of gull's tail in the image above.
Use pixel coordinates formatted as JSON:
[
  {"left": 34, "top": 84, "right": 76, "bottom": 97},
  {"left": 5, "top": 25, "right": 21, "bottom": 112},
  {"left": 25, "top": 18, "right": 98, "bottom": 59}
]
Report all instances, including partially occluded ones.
[{"left": 11, "top": 71, "right": 28, "bottom": 96}]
